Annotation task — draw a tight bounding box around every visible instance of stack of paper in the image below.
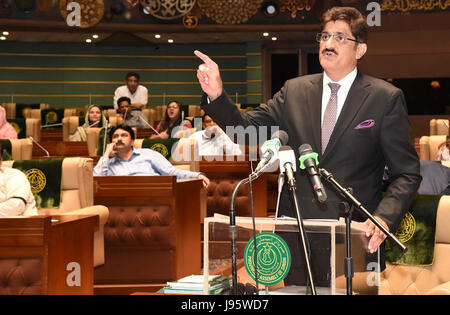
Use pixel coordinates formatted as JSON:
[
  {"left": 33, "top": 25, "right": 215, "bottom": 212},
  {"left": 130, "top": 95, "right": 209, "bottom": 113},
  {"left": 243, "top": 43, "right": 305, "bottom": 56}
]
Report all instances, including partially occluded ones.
[{"left": 162, "top": 275, "right": 231, "bottom": 295}]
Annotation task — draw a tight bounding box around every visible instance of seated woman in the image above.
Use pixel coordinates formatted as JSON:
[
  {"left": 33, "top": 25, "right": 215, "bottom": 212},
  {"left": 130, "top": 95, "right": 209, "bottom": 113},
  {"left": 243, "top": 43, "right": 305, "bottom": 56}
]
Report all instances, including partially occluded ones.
[
  {"left": 150, "top": 100, "right": 191, "bottom": 139},
  {"left": 436, "top": 138, "right": 450, "bottom": 161},
  {"left": 69, "top": 105, "right": 108, "bottom": 142},
  {"left": 0, "top": 106, "right": 18, "bottom": 139},
  {"left": 0, "top": 146, "right": 37, "bottom": 216}
]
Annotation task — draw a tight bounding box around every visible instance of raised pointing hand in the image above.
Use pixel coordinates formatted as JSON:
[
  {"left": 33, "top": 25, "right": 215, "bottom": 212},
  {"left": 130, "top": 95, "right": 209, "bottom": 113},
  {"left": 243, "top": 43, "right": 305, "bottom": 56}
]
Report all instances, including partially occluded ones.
[{"left": 194, "top": 50, "right": 223, "bottom": 101}]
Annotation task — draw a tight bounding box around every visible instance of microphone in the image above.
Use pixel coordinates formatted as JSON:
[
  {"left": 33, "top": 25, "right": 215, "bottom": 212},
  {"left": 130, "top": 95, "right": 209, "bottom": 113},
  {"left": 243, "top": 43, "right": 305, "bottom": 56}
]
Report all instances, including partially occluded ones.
[
  {"left": 41, "top": 123, "right": 63, "bottom": 128},
  {"left": 278, "top": 145, "right": 297, "bottom": 188},
  {"left": 102, "top": 122, "right": 111, "bottom": 156},
  {"left": 136, "top": 111, "right": 160, "bottom": 135},
  {"left": 298, "top": 144, "right": 327, "bottom": 203},
  {"left": 254, "top": 130, "right": 289, "bottom": 173},
  {"left": 88, "top": 120, "right": 100, "bottom": 128},
  {"left": 29, "top": 136, "right": 50, "bottom": 157}
]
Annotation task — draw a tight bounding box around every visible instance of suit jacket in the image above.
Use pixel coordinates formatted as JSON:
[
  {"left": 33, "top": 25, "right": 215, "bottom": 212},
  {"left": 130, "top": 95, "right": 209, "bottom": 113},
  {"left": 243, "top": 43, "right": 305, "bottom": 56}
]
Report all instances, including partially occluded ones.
[{"left": 202, "top": 71, "right": 421, "bottom": 233}]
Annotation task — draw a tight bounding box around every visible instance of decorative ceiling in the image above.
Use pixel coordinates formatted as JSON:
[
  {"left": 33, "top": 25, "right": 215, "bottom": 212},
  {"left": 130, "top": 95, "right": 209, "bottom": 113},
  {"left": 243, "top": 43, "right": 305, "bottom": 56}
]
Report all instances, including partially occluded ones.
[{"left": 0, "top": 0, "right": 449, "bottom": 44}]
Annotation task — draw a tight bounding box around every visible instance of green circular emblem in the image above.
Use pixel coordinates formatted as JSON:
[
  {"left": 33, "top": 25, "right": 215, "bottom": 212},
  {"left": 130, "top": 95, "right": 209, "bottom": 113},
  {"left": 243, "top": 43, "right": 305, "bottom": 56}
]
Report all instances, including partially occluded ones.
[
  {"left": 150, "top": 143, "right": 169, "bottom": 157},
  {"left": 45, "top": 111, "right": 58, "bottom": 124},
  {"left": 10, "top": 122, "right": 21, "bottom": 134},
  {"left": 244, "top": 232, "right": 291, "bottom": 286},
  {"left": 395, "top": 211, "right": 416, "bottom": 243}
]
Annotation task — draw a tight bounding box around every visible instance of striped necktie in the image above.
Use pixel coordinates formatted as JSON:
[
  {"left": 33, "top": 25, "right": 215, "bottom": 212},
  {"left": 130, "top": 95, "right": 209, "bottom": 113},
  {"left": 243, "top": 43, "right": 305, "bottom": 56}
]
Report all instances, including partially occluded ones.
[{"left": 321, "top": 82, "right": 341, "bottom": 154}]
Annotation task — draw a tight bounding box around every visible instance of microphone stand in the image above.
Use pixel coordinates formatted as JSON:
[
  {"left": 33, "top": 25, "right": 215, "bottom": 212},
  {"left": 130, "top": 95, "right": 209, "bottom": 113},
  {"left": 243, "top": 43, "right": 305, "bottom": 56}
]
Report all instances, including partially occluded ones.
[
  {"left": 229, "top": 165, "right": 268, "bottom": 294},
  {"left": 102, "top": 123, "right": 109, "bottom": 156},
  {"left": 283, "top": 162, "right": 317, "bottom": 295},
  {"left": 318, "top": 168, "right": 408, "bottom": 295},
  {"left": 29, "top": 136, "right": 50, "bottom": 157},
  {"left": 136, "top": 111, "right": 160, "bottom": 135}
]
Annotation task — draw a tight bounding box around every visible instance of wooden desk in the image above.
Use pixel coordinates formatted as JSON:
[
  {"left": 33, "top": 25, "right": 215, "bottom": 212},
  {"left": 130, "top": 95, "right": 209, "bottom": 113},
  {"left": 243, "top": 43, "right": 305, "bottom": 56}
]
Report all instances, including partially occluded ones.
[
  {"left": 200, "top": 158, "right": 268, "bottom": 218},
  {"left": 93, "top": 176, "right": 205, "bottom": 292},
  {"left": 41, "top": 128, "right": 62, "bottom": 141},
  {"left": 0, "top": 215, "right": 98, "bottom": 295},
  {"left": 32, "top": 141, "right": 89, "bottom": 157}
]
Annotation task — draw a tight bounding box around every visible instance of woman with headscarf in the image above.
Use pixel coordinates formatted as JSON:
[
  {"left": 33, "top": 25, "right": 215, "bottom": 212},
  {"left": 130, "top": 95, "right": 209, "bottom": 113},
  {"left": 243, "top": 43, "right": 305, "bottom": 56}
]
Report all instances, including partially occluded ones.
[
  {"left": 69, "top": 105, "right": 108, "bottom": 142},
  {"left": 0, "top": 106, "right": 18, "bottom": 139},
  {"left": 150, "top": 100, "right": 191, "bottom": 139}
]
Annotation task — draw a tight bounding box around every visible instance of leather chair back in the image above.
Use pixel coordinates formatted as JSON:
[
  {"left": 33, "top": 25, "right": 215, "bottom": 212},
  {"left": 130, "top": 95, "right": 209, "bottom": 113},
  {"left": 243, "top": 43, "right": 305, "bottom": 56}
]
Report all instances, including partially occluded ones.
[
  {"left": 430, "top": 119, "right": 449, "bottom": 136},
  {"left": 419, "top": 135, "right": 447, "bottom": 160}
]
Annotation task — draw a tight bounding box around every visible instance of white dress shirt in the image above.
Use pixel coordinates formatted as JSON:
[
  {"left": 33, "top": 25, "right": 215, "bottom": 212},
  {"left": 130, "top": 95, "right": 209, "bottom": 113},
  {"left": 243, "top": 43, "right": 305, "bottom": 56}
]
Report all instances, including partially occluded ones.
[
  {"left": 189, "top": 128, "right": 242, "bottom": 156},
  {"left": 113, "top": 85, "right": 148, "bottom": 109},
  {"left": 321, "top": 67, "right": 358, "bottom": 125},
  {"left": 0, "top": 167, "right": 38, "bottom": 216}
]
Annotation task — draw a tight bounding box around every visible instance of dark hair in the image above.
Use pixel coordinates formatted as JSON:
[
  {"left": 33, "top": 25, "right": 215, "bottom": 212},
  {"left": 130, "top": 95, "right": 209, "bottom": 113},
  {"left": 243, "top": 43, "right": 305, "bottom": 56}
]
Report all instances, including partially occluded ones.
[
  {"left": 321, "top": 6, "right": 369, "bottom": 43},
  {"left": 202, "top": 113, "right": 212, "bottom": 122},
  {"left": 109, "top": 125, "right": 135, "bottom": 142},
  {"left": 126, "top": 72, "right": 140, "bottom": 81},
  {"left": 117, "top": 96, "right": 131, "bottom": 107},
  {"left": 159, "top": 100, "right": 182, "bottom": 132}
]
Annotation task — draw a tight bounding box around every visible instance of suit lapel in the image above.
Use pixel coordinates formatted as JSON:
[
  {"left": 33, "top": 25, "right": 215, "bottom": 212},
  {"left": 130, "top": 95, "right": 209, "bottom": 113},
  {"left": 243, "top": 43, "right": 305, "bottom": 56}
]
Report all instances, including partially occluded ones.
[
  {"left": 305, "top": 74, "right": 323, "bottom": 156},
  {"left": 322, "top": 72, "right": 371, "bottom": 162}
]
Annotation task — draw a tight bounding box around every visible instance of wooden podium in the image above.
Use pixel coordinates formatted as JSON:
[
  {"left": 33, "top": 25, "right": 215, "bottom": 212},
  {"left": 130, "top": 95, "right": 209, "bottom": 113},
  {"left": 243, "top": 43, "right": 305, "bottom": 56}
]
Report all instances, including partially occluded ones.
[
  {"left": 93, "top": 176, "right": 205, "bottom": 293},
  {"left": 0, "top": 215, "right": 98, "bottom": 295}
]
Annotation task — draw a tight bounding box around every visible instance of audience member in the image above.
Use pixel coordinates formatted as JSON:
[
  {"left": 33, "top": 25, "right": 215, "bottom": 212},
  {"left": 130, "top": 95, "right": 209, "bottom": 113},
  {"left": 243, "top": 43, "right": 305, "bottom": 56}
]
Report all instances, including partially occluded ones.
[
  {"left": 436, "top": 138, "right": 450, "bottom": 161},
  {"left": 69, "top": 105, "right": 108, "bottom": 142},
  {"left": 0, "top": 147, "right": 38, "bottom": 216},
  {"left": 113, "top": 72, "right": 148, "bottom": 110},
  {"left": 93, "top": 125, "right": 209, "bottom": 187},
  {"left": 117, "top": 96, "right": 149, "bottom": 129},
  {"left": 0, "top": 106, "right": 18, "bottom": 139},
  {"left": 189, "top": 114, "right": 242, "bottom": 156},
  {"left": 151, "top": 101, "right": 192, "bottom": 139}
]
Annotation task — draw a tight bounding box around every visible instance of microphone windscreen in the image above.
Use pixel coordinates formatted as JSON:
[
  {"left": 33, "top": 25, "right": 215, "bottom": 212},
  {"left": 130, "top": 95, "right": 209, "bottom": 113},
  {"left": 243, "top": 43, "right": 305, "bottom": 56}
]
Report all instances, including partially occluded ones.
[
  {"left": 299, "top": 143, "right": 313, "bottom": 155},
  {"left": 271, "top": 130, "right": 289, "bottom": 145}
]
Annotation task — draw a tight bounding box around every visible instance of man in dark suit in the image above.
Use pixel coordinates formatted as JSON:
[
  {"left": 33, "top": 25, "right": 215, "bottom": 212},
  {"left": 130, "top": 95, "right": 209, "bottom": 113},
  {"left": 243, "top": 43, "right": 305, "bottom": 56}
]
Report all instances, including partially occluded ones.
[{"left": 195, "top": 7, "right": 421, "bottom": 282}]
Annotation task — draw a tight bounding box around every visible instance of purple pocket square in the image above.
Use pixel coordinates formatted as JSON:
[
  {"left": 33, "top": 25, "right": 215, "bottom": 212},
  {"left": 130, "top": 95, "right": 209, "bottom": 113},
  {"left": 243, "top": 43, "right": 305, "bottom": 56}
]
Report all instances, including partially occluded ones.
[{"left": 354, "top": 119, "right": 375, "bottom": 130}]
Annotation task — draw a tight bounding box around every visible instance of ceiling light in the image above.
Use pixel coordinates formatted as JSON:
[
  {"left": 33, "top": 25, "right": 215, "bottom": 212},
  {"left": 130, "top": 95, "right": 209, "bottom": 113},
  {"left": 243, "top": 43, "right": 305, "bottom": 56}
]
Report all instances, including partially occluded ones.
[
  {"left": 155, "top": 34, "right": 161, "bottom": 39},
  {"left": 86, "top": 39, "right": 92, "bottom": 43},
  {"left": 0, "top": 36, "right": 6, "bottom": 41},
  {"left": 262, "top": 1, "right": 279, "bottom": 17},
  {"left": 2, "top": 31, "right": 9, "bottom": 36},
  {"left": 271, "top": 37, "right": 277, "bottom": 41},
  {"left": 263, "top": 32, "right": 269, "bottom": 37},
  {"left": 92, "top": 34, "right": 99, "bottom": 39},
  {"left": 168, "top": 39, "right": 174, "bottom": 43}
]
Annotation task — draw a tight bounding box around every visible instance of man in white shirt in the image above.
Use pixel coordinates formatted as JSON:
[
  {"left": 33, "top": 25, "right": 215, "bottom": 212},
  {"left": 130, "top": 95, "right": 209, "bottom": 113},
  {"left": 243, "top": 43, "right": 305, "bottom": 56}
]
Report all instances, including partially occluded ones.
[
  {"left": 189, "top": 114, "right": 242, "bottom": 157},
  {"left": 113, "top": 72, "right": 148, "bottom": 110},
  {"left": 0, "top": 152, "right": 38, "bottom": 217}
]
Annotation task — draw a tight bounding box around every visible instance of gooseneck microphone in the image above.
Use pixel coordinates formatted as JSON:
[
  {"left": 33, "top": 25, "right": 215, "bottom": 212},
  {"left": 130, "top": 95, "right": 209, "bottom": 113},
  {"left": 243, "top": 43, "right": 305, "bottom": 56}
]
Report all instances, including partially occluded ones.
[
  {"left": 298, "top": 144, "right": 327, "bottom": 203},
  {"left": 88, "top": 120, "right": 100, "bottom": 128},
  {"left": 136, "top": 110, "right": 160, "bottom": 135},
  {"left": 254, "top": 130, "right": 289, "bottom": 173},
  {"left": 29, "top": 136, "right": 50, "bottom": 157}
]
